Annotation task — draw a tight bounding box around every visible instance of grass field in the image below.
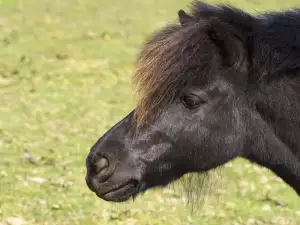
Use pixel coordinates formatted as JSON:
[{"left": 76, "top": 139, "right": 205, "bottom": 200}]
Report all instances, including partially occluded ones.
[{"left": 0, "top": 0, "right": 300, "bottom": 224}]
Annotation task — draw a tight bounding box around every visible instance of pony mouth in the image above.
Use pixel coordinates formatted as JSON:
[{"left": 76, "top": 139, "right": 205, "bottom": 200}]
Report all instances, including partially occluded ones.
[{"left": 96, "top": 180, "right": 139, "bottom": 202}]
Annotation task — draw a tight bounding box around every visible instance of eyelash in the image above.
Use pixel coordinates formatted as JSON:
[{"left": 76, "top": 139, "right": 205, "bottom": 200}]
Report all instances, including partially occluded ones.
[{"left": 181, "top": 95, "right": 205, "bottom": 109}]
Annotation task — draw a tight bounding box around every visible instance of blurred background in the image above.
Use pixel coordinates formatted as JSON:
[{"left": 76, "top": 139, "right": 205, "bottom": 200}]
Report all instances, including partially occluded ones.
[{"left": 0, "top": 0, "right": 299, "bottom": 224}]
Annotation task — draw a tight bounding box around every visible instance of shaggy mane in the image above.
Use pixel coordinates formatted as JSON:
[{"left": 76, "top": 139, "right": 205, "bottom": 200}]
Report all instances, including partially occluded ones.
[
  {"left": 132, "top": 25, "right": 184, "bottom": 128},
  {"left": 133, "top": 22, "right": 214, "bottom": 128},
  {"left": 132, "top": 0, "right": 300, "bottom": 128},
  {"left": 132, "top": 1, "right": 248, "bottom": 128}
]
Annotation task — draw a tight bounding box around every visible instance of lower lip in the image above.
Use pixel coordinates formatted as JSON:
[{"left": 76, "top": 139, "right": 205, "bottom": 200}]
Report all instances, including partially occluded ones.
[{"left": 97, "top": 182, "right": 137, "bottom": 202}]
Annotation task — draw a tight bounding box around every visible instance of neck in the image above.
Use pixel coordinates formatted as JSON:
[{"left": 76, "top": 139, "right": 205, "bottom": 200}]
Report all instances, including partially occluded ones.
[
  {"left": 255, "top": 79, "right": 300, "bottom": 160},
  {"left": 244, "top": 110, "right": 300, "bottom": 195}
]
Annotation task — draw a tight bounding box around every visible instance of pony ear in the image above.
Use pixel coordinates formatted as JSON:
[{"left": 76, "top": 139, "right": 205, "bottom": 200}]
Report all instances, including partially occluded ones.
[
  {"left": 178, "top": 9, "right": 193, "bottom": 26},
  {"left": 207, "top": 20, "right": 248, "bottom": 71}
]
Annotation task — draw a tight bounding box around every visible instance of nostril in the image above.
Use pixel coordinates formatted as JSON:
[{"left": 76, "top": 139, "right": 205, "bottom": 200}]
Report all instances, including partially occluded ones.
[{"left": 95, "top": 157, "right": 109, "bottom": 174}]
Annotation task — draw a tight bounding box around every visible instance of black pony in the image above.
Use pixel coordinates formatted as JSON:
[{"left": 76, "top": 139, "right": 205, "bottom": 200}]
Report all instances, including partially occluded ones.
[{"left": 86, "top": 1, "right": 300, "bottom": 203}]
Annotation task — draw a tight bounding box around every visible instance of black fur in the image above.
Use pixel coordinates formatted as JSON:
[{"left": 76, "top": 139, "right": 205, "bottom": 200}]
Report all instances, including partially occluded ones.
[{"left": 85, "top": 1, "right": 300, "bottom": 204}]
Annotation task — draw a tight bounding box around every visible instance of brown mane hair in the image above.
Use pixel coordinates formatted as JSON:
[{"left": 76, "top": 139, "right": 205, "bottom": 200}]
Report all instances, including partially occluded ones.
[
  {"left": 132, "top": 21, "right": 215, "bottom": 128},
  {"left": 132, "top": 25, "right": 184, "bottom": 128}
]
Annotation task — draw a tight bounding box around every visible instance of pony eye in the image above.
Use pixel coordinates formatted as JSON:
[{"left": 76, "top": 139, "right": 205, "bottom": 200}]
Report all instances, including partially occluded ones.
[{"left": 181, "top": 94, "right": 205, "bottom": 109}]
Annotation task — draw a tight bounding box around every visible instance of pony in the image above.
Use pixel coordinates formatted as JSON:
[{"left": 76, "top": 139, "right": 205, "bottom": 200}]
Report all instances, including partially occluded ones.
[{"left": 86, "top": 1, "right": 300, "bottom": 203}]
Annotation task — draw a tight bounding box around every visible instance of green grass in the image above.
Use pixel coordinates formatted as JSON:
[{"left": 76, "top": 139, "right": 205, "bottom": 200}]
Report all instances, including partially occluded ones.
[{"left": 0, "top": 0, "right": 300, "bottom": 224}]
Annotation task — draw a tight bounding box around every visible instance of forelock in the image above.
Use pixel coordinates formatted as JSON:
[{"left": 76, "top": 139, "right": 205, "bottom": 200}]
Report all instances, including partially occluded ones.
[{"left": 133, "top": 21, "right": 215, "bottom": 129}]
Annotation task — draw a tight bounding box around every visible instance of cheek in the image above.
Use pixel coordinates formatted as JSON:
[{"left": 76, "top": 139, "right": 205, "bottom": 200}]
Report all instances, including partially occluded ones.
[
  {"left": 201, "top": 108, "right": 247, "bottom": 151},
  {"left": 149, "top": 100, "right": 243, "bottom": 147}
]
